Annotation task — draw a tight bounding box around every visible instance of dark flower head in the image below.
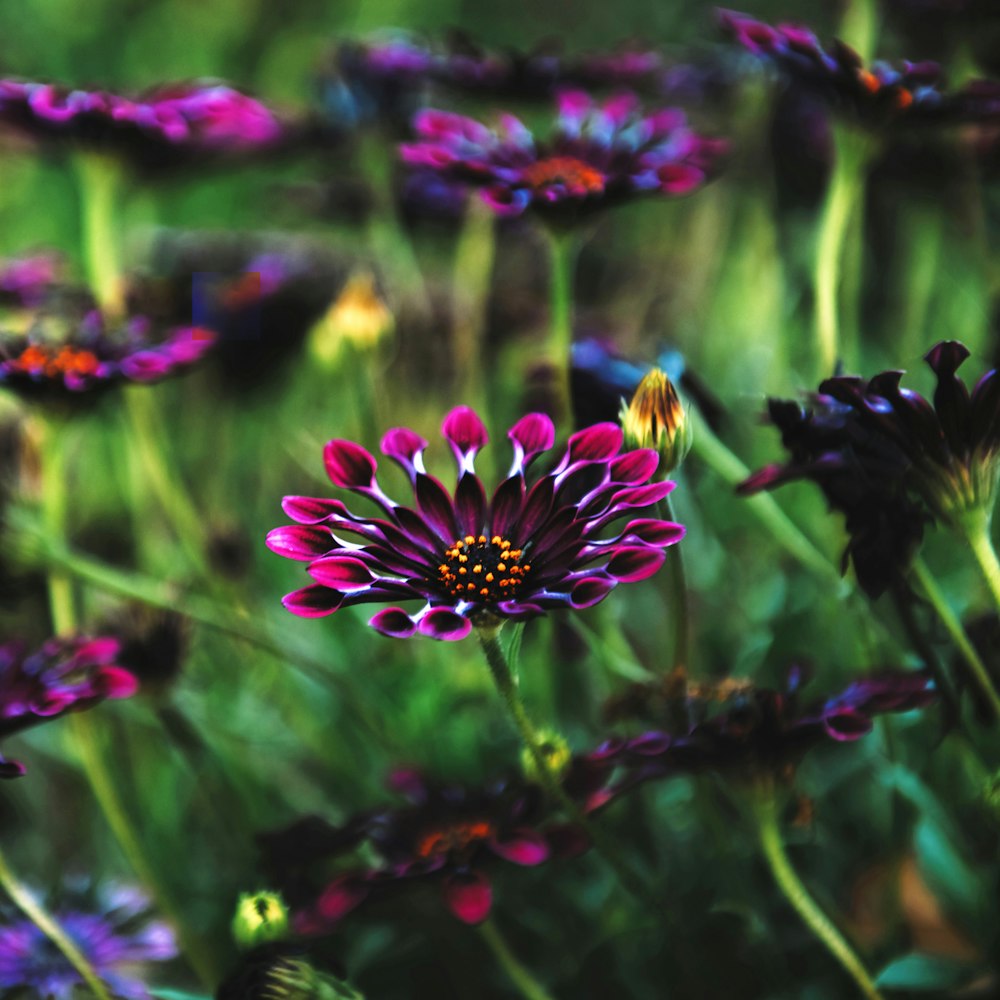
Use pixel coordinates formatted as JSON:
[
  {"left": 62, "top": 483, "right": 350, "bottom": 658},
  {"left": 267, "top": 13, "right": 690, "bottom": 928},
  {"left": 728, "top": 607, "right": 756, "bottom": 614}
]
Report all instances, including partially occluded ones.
[
  {"left": 267, "top": 406, "right": 684, "bottom": 640},
  {"left": 0, "top": 882, "right": 175, "bottom": 999},
  {"left": 718, "top": 8, "right": 1000, "bottom": 128},
  {"left": 584, "top": 667, "right": 937, "bottom": 796},
  {"left": 739, "top": 342, "right": 1000, "bottom": 596},
  {"left": 0, "top": 303, "right": 213, "bottom": 404},
  {"left": 290, "top": 771, "right": 583, "bottom": 929},
  {"left": 0, "top": 636, "right": 137, "bottom": 778},
  {"left": 400, "top": 91, "right": 724, "bottom": 224},
  {"left": 0, "top": 78, "right": 286, "bottom": 169}
]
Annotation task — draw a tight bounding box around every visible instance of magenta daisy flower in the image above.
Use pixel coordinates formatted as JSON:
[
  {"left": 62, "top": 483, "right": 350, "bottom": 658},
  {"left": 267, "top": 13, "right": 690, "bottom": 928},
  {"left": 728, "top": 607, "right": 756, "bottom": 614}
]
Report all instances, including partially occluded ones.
[
  {"left": 0, "top": 637, "right": 138, "bottom": 778},
  {"left": 399, "top": 90, "right": 724, "bottom": 222},
  {"left": 267, "top": 407, "right": 684, "bottom": 640}
]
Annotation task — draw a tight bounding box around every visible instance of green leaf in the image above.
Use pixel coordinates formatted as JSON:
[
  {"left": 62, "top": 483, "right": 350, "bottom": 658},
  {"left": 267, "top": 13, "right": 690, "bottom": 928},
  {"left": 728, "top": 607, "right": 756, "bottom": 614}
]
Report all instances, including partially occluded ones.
[
  {"left": 149, "top": 990, "right": 213, "bottom": 1000},
  {"left": 875, "top": 952, "right": 981, "bottom": 991}
]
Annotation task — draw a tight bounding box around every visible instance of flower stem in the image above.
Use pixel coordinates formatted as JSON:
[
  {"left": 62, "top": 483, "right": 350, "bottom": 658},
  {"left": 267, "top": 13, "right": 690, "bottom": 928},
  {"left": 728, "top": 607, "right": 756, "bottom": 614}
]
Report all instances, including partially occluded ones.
[
  {"left": 37, "top": 416, "right": 76, "bottom": 636},
  {"left": 73, "top": 151, "right": 126, "bottom": 318},
  {"left": 911, "top": 556, "right": 1000, "bottom": 722},
  {"left": 752, "top": 784, "right": 884, "bottom": 1000},
  {"left": 960, "top": 512, "right": 1000, "bottom": 616},
  {"left": 814, "top": 128, "right": 869, "bottom": 378},
  {"left": 0, "top": 844, "right": 113, "bottom": 1000},
  {"left": 658, "top": 492, "right": 690, "bottom": 670},
  {"left": 478, "top": 918, "right": 556, "bottom": 1000},
  {"left": 476, "top": 627, "right": 660, "bottom": 912},
  {"left": 544, "top": 229, "right": 578, "bottom": 432}
]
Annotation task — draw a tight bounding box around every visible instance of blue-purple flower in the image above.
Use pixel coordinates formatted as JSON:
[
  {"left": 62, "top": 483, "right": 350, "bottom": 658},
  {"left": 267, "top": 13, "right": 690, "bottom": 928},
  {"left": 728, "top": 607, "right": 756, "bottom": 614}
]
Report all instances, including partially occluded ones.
[
  {"left": 400, "top": 91, "right": 724, "bottom": 222},
  {"left": 267, "top": 407, "right": 684, "bottom": 640},
  {"left": 0, "top": 883, "right": 176, "bottom": 999},
  {"left": 0, "top": 255, "right": 62, "bottom": 309}
]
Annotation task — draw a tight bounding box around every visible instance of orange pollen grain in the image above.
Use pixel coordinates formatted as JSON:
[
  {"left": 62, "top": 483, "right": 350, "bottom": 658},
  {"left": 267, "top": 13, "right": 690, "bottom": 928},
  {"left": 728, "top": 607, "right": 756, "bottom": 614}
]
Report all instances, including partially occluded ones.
[
  {"left": 438, "top": 534, "right": 531, "bottom": 603},
  {"left": 857, "top": 69, "right": 881, "bottom": 94},
  {"left": 521, "top": 156, "right": 606, "bottom": 195}
]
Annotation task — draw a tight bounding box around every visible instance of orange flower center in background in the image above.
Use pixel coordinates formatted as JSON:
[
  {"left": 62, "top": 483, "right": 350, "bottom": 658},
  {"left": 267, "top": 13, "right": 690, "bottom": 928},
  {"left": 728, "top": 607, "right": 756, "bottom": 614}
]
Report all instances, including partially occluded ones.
[
  {"left": 439, "top": 535, "right": 531, "bottom": 603},
  {"left": 13, "top": 344, "right": 100, "bottom": 378},
  {"left": 415, "top": 819, "right": 496, "bottom": 859},
  {"left": 521, "top": 156, "right": 606, "bottom": 195}
]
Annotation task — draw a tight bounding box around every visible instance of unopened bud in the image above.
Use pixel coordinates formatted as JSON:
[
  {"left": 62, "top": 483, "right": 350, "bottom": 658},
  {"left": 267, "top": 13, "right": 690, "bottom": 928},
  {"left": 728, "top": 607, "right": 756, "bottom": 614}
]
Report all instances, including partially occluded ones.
[
  {"left": 232, "top": 891, "right": 290, "bottom": 950},
  {"left": 521, "top": 730, "right": 572, "bottom": 784},
  {"left": 620, "top": 368, "right": 691, "bottom": 474},
  {"left": 311, "top": 270, "right": 393, "bottom": 365}
]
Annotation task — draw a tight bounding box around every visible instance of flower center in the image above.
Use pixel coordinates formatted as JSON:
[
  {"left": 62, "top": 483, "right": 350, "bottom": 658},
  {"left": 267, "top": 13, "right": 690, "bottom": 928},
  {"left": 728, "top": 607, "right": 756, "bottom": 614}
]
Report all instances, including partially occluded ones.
[
  {"left": 520, "top": 156, "right": 606, "bottom": 195},
  {"left": 439, "top": 535, "right": 531, "bottom": 603},
  {"left": 415, "top": 819, "right": 496, "bottom": 859},
  {"left": 13, "top": 344, "right": 100, "bottom": 378}
]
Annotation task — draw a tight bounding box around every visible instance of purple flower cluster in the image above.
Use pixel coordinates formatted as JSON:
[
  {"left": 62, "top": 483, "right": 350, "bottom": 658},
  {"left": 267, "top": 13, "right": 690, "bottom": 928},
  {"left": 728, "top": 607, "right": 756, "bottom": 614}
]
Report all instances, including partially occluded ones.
[
  {"left": 400, "top": 91, "right": 724, "bottom": 222},
  {"left": 267, "top": 407, "right": 684, "bottom": 640},
  {"left": 263, "top": 770, "right": 584, "bottom": 929},
  {"left": 0, "top": 637, "right": 138, "bottom": 778},
  {"left": 0, "top": 883, "right": 176, "bottom": 999},
  {"left": 0, "top": 254, "right": 62, "bottom": 309}
]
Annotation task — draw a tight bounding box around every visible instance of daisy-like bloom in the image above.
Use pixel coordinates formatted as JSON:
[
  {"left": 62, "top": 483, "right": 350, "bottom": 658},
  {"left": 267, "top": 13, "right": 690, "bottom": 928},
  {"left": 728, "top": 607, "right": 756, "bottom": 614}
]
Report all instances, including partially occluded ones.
[
  {"left": 283, "top": 770, "right": 584, "bottom": 929},
  {"left": 266, "top": 407, "right": 685, "bottom": 640},
  {"left": 718, "top": 8, "right": 1000, "bottom": 127},
  {"left": 578, "top": 666, "right": 936, "bottom": 800},
  {"left": 0, "top": 636, "right": 138, "bottom": 778},
  {"left": 0, "top": 307, "right": 214, "bottom": 402},
  {"left": 738, "top": 342, "right": 1000, "bottom": 596},
  {"left": 0, "top": 883, "right": 176, "bottom": 999},
  {"left": 0, "top": 79, "right": 285, "bottom": 168},
  {"left": 400, "top": 90, "right": 724, "bottom": 222}
]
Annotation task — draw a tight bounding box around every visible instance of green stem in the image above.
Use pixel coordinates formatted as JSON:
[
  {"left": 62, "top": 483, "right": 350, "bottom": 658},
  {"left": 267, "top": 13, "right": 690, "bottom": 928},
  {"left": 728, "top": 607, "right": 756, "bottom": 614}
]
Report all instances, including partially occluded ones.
[
  {"left": 659, "top": 492, "right": 690, "bottom": 671},
  {"left": 0, "top": 845, "right": 113, "bottom": 1000},
  {"left": 961, "top": 512, "right": 1000, "bottom": 615},
  {"left": 753, "top": 784, "right": 884, "bottom": 1000},
  {"left": 839, "top": 0, "right": 878, "bottom": 62},
  {"left": 73, "top": 152, "right": 126, "bottom": 318},
  {"left": 478, "top": 918, "right": 556, "bottom": 1000},
  {"left": 689, "top": 411, "right": 843, "bottom": 589},
  {"left": 476, "top": 626, "right": 659, "bottom": 911},
  {"left": 37, "top": 416, "right": 76, "bottom": 636},
  {"left": 814, "top": 129, "right": 869, "bottom": 378},
  {"left": 911, "top": 556, "right": 1000, "bottom": 722},
  {"left": 544, "top": 229, "right": 577, "bottom": 432}
]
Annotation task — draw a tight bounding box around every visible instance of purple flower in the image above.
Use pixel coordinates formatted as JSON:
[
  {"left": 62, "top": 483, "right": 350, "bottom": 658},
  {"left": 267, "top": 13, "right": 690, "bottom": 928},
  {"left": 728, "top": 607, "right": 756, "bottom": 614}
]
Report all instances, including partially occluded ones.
[
  {"left": 0, "top": 254, "right": 62, "bottom": 309},
  {"left": 0, "top": 307, "right": 214, "bottom": 402},
  {"left": 283, "top": 771, "right": 584, "bottom": 929},
  {"left": 0, "top": 79, "right": 285, "bottom": 168},
  {"left": 0, "top": 637, "right": 138, "bottom": 778},
  {"left": 738, "top": 341, "right": 1000, "bottom": 596},
  {"left": 266, "top": 407, "right": 684, "bottom": 640},
  {"left": 0, "top": 883, "right": 176, "bottom": 999},
  {"left": 400, "top": 91, "right": 724, "bottom": 223},
  {"left": 718, "top": 8, "right": 1000, "bottom": 127}
]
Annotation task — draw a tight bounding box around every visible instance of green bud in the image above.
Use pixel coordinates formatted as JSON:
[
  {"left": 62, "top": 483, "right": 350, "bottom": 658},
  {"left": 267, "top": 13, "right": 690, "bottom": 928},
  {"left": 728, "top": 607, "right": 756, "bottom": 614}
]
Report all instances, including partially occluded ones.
[
  {"left": 231, "top": 891, "right": 290, "bottom": 950},
  {"left": 521, "top": 730, "right": 572, "bottom": 784}
]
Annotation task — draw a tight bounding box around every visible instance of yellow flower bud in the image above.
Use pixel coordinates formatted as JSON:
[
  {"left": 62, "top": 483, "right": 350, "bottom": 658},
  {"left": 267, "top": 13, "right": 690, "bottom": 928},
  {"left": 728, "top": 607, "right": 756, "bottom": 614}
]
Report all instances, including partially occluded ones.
[
  {"left": 231, "top": 890, "right": 290, "bottom": 949},
  {"left": 620, "top": 368, "right": 691, "bottom": 473},
  {"left": 520, "top": 730, "right": 572, "bottom": 784},
  {"left": 311, "top": 270, "right": 393, "bottom": 366}
]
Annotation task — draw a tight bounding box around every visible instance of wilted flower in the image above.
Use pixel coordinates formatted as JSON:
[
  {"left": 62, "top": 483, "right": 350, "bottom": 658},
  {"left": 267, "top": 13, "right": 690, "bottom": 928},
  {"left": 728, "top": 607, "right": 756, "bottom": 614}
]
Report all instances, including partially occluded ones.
[
  {"left": 0, "top": 79, "right": 286, "bottom": 168},
  {"left": 267, "top": 406, "right": 684, "bottom": 640},
  {"left": 739, "top": 342, "right": 1000, "bottom": 596},
  {"left": 620, "top": 368, "right": 691, "bottom": 474},
  {"left": 718, "top": 9, "right": 1000, "bottom": 128},
  {"left": 0, "top": 883, "right": 176, "bottom": 999},
  {"left": 400, "top": 91, "right": 723, "bottom": 224},
  {"left": 0, "top": 305, "right": 213, "bottom": 403},
  {"left": 285, "top": 771, "right": 584, "bottom": 929},
  {"left": 0, "top": 636, "right": 138, "bottom": 778}
]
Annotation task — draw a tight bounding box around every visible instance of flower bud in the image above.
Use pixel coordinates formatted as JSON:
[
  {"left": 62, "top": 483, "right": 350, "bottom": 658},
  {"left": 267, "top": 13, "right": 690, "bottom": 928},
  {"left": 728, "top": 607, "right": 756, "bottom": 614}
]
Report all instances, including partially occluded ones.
[
  {"left": 231, "top": 891, "right": 290, "bottom": 950},
  {"left": 620, "top": 368, "right": 691, "bottom": 473},
  {"left": 310, "top": 270, "right": 393, "bottom": 365},
  {"left": 520, "top": 730, "right": 572, "bottom": 784}
]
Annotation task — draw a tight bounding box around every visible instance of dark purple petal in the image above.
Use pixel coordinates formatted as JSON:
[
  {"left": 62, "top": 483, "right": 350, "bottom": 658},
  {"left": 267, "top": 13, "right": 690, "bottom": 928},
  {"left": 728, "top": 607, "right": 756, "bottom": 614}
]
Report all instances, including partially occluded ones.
[
  {"left": 442, "top": 406, "right": 489, "bottom": 471},
  {"left": 489, "top": 476, "right": 525, "bottom": 539},
  {"left": 381, "top": 427, "right": 428, "bottom": 481},
  {"left": 570, "top": 577, "right": 615, "bottom": 607},
  {"left": 308, "top": 557, "right": 378, "bottom": 591},
  {"left": 282, "top": 585, "right": 344, "bottom": 617},
  {"left": 606, "top": 546, "right": 666, "bottom": 582},
  {"left": 489, "top": 829, "right": 550, "bottom": 866},
  {"left": 609, "top": 450, "right": 660, "bottom": 485},
  {"left": 370, "top": 608, "right": 418, "bottom": 638},
  {"left": 414, "top": 474, "right": 460, "bottom": 543},
  {"left": 418, "top": 608, "right": 472, "bottom": 641},
  {"left": 508, "top": 413, "right": 555, "bottom": 472},
  {"left": 281, "top": 495, "right": 350, "bottom": 524},
  {"left": 564, "top": 423, "right": 623, "bottom": 464},
  {"left": 97, "top": 667, "right": 139, "bottom": 699},
  {"left": 266, "top": 525, "right": 332, "bottom": 561},
  {"left": 442, "top": 872, "right": 492, "bottom": 924},
  {"left": 324, "top": 439, "right": 378, "bottom": 489},
  {"left": 317, "top": 876, "right": 370, "bottom": 923},
  {"left": 617, "top": 518, "right": 686, "bottom": 546},
  {"left": 454, "top": 473, "right": 488, "bottom": 537}
]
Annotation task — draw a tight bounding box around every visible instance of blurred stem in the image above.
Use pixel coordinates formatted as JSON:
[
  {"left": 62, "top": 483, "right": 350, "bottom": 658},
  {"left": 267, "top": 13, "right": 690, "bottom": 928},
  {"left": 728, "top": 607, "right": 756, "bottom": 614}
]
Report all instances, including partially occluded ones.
[
  {"left": 658, "top": 492, "right": 690, "bottom": 671},
  {"left": 476, "top": 626, "right": 661, "bottom": 912},
  {"left": 752, "top": 782, "right": 884, "bottom": 1000},
  {"left": 911, "top": 556, "right": 1000, "bottom": 722},
  {"left": 478, "top": 919, "right": 556, "bottom": 1000},
  {"left": 688, "top": 411, "right": 842, "bottom": 588},
  {"left": 37, "top": 415, "right": 76, "bottom": 636},
  {"left": 960, "top": 511, "right": 1000, "bottom": 615},
  {"left": 73, "top": 152, "right": 126, "bottom": 318},
  {"left": 69, "top": 714, "right": 219, "bottom": 988},
  {"left": 814, "top": 128, "right": 870, "bottom": 378},
  {"left": 839, "top": 0, "right": 878, "bottom": 63},
  {"left": 544, "top": 228, "right": 578, "bottom": 432},
  {"left": 124, "top": 387, "right": 208, "bottom": 576},
  {"left": 0, "top": 846, "right": 113, "bottom": 1000}
]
